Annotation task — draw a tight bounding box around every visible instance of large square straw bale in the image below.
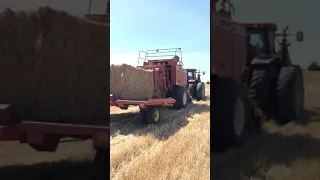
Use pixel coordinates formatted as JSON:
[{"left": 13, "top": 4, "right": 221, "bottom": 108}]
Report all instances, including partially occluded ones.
[
  {"left": 0, "top": 7, "right": 109, "bottom": 125},
  {"left": 110, "top": 64, "right": 154, "bottom": 100}
]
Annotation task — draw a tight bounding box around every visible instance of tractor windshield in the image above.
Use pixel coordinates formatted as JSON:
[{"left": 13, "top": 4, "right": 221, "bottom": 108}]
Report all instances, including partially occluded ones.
[
  {"left": 187, "top": 71, "right": 194, "bottom": 81},
  {"left": 247, "top": 28, "right": 270, "bottom": 55},
  {"left": 248, "top": 33, "right": 267, "bottom": 54}
]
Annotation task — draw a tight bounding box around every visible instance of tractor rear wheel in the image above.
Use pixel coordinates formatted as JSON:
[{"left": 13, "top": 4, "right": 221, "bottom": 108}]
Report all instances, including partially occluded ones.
[
  {"left": 172, "top": 86, "right": 188, "bottom": 109},
  {"left": 275, "top": 65, "right": 304, "bottom": 124},
  {"left": 196, "top": 82, "right": 205, "bottom": 100},
  {"left": 211, "top": 77, "right": 249, "bottom": 152}
]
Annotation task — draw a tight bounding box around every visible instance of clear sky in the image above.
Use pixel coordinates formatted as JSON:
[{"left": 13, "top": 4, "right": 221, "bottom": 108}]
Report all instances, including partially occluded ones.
[{"left": 110, "top": 0, "right": 210, "bottom": 82}]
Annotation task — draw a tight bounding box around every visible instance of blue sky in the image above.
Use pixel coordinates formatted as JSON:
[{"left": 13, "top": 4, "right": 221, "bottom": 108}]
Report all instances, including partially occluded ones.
[{"left": 110, "top": 0, "right": 210, "bottom": 82}]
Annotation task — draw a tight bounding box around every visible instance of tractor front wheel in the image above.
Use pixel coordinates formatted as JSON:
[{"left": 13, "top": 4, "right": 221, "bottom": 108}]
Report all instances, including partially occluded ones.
[
  {"left": 276, "top": 65, "right": 304, "bottom": 124},
  {"left": 196, "top": 82, "right": 205, "bottom": 101}
]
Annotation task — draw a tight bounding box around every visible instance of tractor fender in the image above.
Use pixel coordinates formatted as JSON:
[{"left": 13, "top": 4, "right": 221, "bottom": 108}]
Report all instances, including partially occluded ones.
[
  {"left": 188, "top": 79, "right": 197, "bottom": 83},
  {"left": 251, "top": 57, "right": 276, "bottom": 65},
  {"left": 250, "top": 57, "right": 278, "bottom": 69},
  {"left": 250, "top": 53, "right": 281, "bottom": 67}
]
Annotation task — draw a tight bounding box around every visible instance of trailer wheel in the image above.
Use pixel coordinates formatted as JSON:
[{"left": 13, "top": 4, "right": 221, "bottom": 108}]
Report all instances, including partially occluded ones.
[
  {"left": 211, "top": 77, "right": 248, "bottom": 151},
  {"left": 196, "top": 82, "right": 205, "bottom": 101},
  {"left": 276, "top": 65, "right": 304, "bottom": 124},
  {"left": 172, "top": 86, "right": 188, "bottom": 109},
  {"left": 141, "top": 107, "right": 160, "bottom": 124},
  {"left": 188, "top": 83, "right": 197, "bottom": 99},
  {"left": 94, "top": 149, "right": 109, "bottom": 180}
]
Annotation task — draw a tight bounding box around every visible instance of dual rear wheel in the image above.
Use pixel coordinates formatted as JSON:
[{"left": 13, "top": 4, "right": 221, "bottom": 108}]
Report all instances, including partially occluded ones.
[
  {"left": 189, "top": 82, "right": 206, "bottom": 101},
  {"left": 249, "top": 65, "right": 304, "bottom": 124}
]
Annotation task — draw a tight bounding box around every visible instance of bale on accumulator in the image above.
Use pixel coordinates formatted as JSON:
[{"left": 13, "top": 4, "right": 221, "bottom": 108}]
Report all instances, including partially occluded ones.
[
  {"left": 0, "top": 7, "right": 109, "bottom": 125},
  {"left": 110, "top": 64, "right": 155, "bottom": 100}
]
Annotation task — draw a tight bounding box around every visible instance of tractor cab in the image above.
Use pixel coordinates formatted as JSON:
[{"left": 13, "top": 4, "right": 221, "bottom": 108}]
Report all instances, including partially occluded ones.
[
  {"left": 242, "top": 23, "right": 304, "bottom": 63},
  {"left": 241, "top": 23, "right": 304, "bottom": 66},
  {"left": 186, "top": 69, "right": 205, "bottom": 82},
  {"left": 243, "top": 23, "right": 278, "bottom": 55},
  {"left": 187, "top": 69, "right": 196, "bottom": 81},
  {"left": 242, "top": 23, "right": 278, "bottom": 63}
]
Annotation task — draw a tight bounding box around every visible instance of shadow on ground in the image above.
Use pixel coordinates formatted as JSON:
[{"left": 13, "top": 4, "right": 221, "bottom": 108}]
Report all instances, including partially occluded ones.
[
  {"left": 211, "top": 129, "right": 320, "bottom": 180},
  {"left": 110, "top": 103, "right": 210, "bottom": 140},
  {"left": 0, "top": 160, "right": 95, "bottom": 180}
]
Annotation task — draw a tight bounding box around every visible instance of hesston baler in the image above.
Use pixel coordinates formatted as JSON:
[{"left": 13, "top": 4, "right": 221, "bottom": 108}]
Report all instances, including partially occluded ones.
[
  {"left": 0, "top": 1, "right": 110, "bottom": 179},
  {"left": 211, "top": 0, "right": 304, "bottom": 151},
  {"left": 110, "top": 48, "right": 194, "bottom": 124}
]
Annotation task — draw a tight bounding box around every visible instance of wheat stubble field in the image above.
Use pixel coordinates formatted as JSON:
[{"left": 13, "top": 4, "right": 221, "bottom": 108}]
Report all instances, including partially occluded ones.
[{"left": 110, "top": 84, "right": 211, "bottom": 180}]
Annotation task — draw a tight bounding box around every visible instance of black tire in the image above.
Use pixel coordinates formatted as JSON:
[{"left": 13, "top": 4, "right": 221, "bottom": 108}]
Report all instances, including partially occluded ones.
[
  {"left": 94, "top": 149, "right": 109, "bottom": 180},
  {"left": 211, "top": 77, "right": 249, "bottom": 152},
  {"left": 188, "top": 83, "right": 197, "bottom": 99},
  {"left": 196, "top": 82, "right": 205, "bottom": 101},
  {"left": 140, "top": 107, "right": 160, "bottom": 124},
  {"left": 248, "top": 68, "right": 277, "bottom": 117},
  {"left": 276, "top": 65, "right": 304, "bottom": 124},
  {"left": 172, "top": 86, "right": 188, "bottom": 109}
]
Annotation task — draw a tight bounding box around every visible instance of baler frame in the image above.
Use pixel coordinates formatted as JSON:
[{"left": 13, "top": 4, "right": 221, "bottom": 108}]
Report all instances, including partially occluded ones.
[
  {"left": 0, "top": 104, "right": 109, "bottom": 151},
  {"left": 110, "top": 94, "right": 176, "bottom": 123}
]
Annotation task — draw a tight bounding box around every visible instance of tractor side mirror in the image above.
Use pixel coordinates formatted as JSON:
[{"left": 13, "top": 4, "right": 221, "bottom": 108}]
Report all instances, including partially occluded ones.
[
  {"left": 296, "top": 31, "right": 304, "bottom": 42},
  {"left": 202, "top": 71, "right": 205, "bottom": 75}
]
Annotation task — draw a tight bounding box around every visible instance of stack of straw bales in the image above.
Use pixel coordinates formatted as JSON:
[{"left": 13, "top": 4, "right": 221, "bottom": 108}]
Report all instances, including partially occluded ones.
[
  {"left": 0, "top": 7, "right": 109, "bottom": 125},
  {"left": 110, "top": 64, "right": 154, "bottom": 100}
]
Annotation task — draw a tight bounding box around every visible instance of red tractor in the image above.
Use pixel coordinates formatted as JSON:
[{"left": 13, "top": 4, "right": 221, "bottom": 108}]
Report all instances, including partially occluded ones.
[
  {"left": 186, "top": 69, "right": 206, "bottom": 101},
  {"left": 211, "top": 0, "right": 304, "bottom": 151},
  {"left": 111, "top": 48, "right": 191, "bottom": 124}
]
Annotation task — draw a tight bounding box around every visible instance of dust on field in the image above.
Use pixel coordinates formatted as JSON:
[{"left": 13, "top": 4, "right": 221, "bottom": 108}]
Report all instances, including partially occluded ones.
[
  {"left": 110, "top": 85, "right": 210, "bottom": 180},
  {"left": 211, "top": 71, "right": 320, "bottom": 180}
]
